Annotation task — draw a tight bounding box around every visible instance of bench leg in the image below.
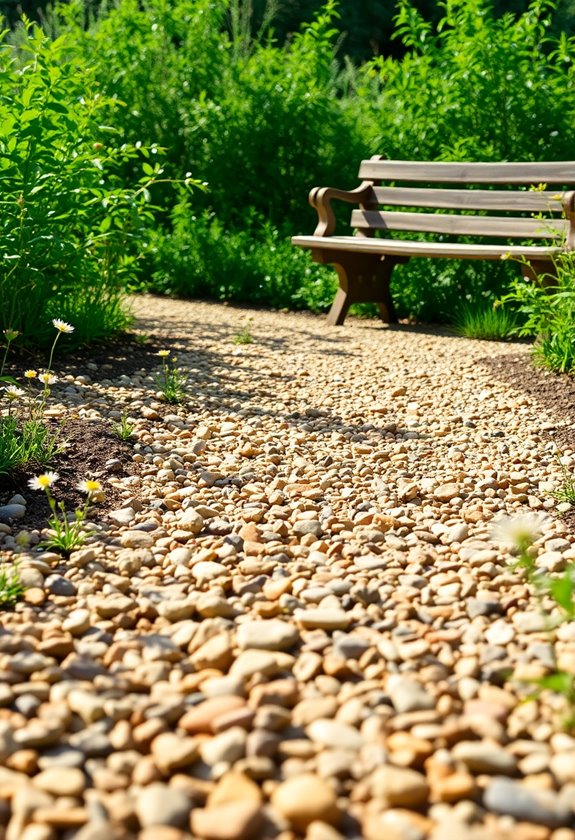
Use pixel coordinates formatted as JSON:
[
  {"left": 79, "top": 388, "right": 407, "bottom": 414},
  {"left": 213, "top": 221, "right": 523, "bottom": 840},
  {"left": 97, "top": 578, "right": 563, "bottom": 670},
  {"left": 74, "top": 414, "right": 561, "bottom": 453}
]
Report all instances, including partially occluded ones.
[
  {"left": 522, "top": 259, "right": 558, "bottom": 286},
  {"left": 323, "top": 252, "right": 401, "bottom": 327},
  {"left": 327, "top": 286, "right": 352, "bottom": 326}
]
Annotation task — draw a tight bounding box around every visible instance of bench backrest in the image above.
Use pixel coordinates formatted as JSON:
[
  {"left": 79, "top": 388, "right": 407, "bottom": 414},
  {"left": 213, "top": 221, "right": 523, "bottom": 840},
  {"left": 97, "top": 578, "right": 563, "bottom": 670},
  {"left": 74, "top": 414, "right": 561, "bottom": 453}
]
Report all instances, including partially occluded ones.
[{"left": 352, "top": 157, "right": 575, "bottom": 243}]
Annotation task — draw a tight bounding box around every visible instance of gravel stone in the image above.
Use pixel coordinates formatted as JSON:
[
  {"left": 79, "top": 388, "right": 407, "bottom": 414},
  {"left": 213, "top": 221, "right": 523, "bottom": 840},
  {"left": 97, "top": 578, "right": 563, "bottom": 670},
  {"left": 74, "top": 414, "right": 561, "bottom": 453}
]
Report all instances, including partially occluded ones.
[
  {"left": 483, "top": 777, "right": 573, "bottom": 827},
  {"left": 236, "top": 620, "right": 299, "bottom": 651},
  {"left": 3, "top": 297, "right": 575, "bottom": 840},
  {"left": 135, "top": 783, "right": 193, "bottom": 828},
  {"left": 387, "top": 675, "right": 435, "bottom": 714},
  {"left": 271, "top": 773, "right": 340, "bottom": 831}
]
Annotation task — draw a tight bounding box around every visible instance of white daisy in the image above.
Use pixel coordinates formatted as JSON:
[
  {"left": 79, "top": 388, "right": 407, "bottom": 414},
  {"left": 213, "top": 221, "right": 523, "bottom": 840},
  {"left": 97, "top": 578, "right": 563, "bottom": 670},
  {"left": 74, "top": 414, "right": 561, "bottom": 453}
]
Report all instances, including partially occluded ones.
[
  {"left": 77, "top": 479, "right": 102, "bottom": 495},
  {"left": 52, "top": 319, "right": 74, "bottom": 334},
  {"left": 38, "top": 372, "right": 58, "bottom": 385},
  {"left": 28, "top": 471, "right": 59, "bottom": 491},
  {"left": 490, "top": 512, "right": 551, "bottom": 551},
  {"left": 3, "top": 385, "right": 25, "bottom": 400}
]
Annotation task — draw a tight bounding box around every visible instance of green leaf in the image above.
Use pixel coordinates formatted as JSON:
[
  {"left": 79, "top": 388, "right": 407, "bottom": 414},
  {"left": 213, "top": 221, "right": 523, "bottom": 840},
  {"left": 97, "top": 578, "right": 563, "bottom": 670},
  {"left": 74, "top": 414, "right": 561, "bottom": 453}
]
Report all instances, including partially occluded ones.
[
  {"left": 548, "top": 573, "right": 575, "bottom": 618},
  {"left": 531, "top": 671, "right": 575, "bottom": 695},
  {"left": 19, "top": 108, "right": 42, "bottom": 123}
]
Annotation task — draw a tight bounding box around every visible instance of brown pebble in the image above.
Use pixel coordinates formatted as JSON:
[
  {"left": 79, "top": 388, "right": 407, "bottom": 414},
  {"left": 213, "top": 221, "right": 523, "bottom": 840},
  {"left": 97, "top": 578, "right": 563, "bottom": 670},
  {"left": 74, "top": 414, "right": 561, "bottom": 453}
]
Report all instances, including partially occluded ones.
[
  {"left": 24, "top": 588, "right": 46, "bottom": 606},
  {"left": 271, "top": 774, "right": 340, "bottom": 832},
  {"left": 32, "top": 806, "right": 88, "bottom": 827},
  {"left": 207, "top": 771, "right": 263, "bottom": 807},
  {"left": 6, "top": 749, "right": 38, "bottom": 774},
  {"left": 179, "top": 696, "right": 246, "bottom": 734},
  {"left": 430, "top": 772, "right": 478, "bottom": 803},
  {"left": 191, "top": 801, "right": 265, "bottom": 840}
]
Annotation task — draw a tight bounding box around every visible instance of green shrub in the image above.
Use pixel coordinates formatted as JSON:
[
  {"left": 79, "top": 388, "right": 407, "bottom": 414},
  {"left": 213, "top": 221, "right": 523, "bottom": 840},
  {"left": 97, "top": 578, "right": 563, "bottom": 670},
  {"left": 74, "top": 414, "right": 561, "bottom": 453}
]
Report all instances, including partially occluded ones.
[
  {"left": 47, "top": 0, "right": 362, "bottom": 311},
  {"left": 0, "top": 20, "right": 176, "bottom": 347},
  {"left": 502, "top": 255, "right": 575, "bottom": 373},
  {"left": 147, "top": 205, "right": 337, "bottom": 311},
  {"left": 356, "top": 0, "right": 575, "bottom": 162}
]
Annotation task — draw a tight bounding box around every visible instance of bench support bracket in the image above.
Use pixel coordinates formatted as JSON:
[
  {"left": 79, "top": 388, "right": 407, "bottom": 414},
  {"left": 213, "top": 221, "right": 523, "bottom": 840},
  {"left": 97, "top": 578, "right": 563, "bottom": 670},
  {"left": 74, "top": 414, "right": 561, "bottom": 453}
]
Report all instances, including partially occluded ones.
[{"left": 311, "top": 249, "right": 406, "bottom": 326}]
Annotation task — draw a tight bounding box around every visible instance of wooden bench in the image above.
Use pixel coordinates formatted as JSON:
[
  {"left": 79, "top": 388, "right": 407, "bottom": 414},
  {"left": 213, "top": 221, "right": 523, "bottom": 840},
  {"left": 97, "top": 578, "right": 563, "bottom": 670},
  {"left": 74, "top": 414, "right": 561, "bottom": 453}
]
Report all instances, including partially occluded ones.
[{"left": 292, "top": 157, "right": 575, "bottom": 326}]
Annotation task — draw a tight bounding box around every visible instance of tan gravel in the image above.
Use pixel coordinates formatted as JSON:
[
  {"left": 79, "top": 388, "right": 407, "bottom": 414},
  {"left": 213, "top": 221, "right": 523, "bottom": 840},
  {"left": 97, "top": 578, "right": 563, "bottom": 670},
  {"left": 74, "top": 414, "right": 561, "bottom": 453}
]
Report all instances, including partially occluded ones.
[{"left": 1, "top": 295, "right": 575, "bottom": 840}]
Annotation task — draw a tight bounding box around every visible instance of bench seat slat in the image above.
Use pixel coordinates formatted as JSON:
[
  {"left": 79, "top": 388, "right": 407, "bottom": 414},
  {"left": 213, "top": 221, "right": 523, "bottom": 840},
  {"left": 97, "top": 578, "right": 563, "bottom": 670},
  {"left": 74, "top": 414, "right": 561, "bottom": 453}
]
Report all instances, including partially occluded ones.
[
  {"left": 372, "top": 186, "right": 565, "bottom": 212},
  {"left": 351, "top": 209, "right": 567, "bottom": 239},
  {"left": 291, "top": 234, "right": 563, "bottom": 261},
  {"left": 359, "top": 159, "right": 575, "bottom": 184}
]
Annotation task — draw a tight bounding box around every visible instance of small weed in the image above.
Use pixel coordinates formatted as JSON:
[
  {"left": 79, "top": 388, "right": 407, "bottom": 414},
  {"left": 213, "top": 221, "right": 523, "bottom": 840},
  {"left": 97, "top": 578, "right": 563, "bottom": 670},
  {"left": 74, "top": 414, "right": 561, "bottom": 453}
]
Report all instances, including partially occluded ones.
[
  {"left": 112, "top": 412, "right": 135, "bottom": 441},
  {"left": 0, "top": 417, "right": 61, "bottom": 476},
  {"left": 155, "top": 350, "right": 187, "bottom": 404},
  {"left": 29, "top": 472, "right": 103, "bottom": 556},
  {"left": 453, "top": 301, "right": 518, "bottom": 341},
  {"left": 0, "top": 319, "right": 74, "bottom": 475},
  {"left": 552, "top": 453, "right": 575, "bottom": 506},
  {"left": 233, "top": 322, "right": 254, "bottom": 345},
  {"left": 503, "top": 253, "right": 575, "bottom": 374},
  {"left": 0, "top": 563, "right": 25, "bottom": 608}
]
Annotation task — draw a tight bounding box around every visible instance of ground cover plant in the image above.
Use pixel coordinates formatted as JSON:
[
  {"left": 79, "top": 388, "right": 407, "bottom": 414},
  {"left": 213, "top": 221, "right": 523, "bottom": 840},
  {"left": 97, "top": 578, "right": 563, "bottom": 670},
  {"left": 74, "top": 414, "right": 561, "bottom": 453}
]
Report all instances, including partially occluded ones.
[
  {"left": 29, "top": 470, "right": 103, "bottom": 554},
  {"left": 453, "top": 300, "right": 519, "bottom": 341},
  {"left": 0, "top": 319, "right": 75, "bottom": 475},
  {"left": 0, "top": 561, "right": 24, "bottom": 607}
]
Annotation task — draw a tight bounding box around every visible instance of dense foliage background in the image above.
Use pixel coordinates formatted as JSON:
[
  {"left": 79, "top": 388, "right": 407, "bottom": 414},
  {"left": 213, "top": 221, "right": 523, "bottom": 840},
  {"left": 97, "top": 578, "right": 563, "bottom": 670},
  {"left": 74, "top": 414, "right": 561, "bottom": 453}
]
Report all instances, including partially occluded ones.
[{"left": 1, "top": 0, "right": 575, "bottom": 345}]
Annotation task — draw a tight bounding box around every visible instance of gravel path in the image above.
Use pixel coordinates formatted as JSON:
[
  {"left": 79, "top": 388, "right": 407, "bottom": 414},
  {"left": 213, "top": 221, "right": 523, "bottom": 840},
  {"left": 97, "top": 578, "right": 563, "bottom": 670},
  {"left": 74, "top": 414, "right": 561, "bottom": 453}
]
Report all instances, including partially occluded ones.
[{"left": 1, "top": 295, "right": 575, "bottom": 840}]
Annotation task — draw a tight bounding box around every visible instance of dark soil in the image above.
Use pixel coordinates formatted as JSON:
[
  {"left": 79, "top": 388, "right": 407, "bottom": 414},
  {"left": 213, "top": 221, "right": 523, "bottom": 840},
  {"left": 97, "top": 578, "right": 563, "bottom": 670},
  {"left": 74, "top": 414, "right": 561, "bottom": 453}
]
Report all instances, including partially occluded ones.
[
  {"left": 0, "top": 419, "right": 139, "bottom": 535},
  {"left": 9, "top": 332, "right": 173, "bottom": 383},
  {"left": 0, "top": 334, "right": 164, "bottom": 534},
  {"left": 477, "top": 348, "right": 575, "bottom": 533},
  {"left": 477, "top": 351, "right": 575, "bottom": 452}
]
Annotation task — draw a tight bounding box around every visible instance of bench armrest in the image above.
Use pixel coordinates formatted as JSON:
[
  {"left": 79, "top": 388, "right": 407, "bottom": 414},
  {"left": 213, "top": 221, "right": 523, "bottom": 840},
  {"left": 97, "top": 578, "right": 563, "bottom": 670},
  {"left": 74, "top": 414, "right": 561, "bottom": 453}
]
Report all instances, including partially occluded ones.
[
  {"left": 563, "top": 190, "right": 575, "bottom": 249},
  {"left": 309, "top": 183, "right": 376, "bottom": 236}
]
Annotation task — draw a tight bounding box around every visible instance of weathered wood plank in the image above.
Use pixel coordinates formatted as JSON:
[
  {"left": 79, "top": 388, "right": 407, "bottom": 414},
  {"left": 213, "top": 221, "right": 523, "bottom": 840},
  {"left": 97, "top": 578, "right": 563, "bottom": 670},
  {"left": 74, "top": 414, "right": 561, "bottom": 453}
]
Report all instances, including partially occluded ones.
[
  {"left": 359, "top": 159, "right": 575, "bottom": 184},
  {"left": 372, "top": 186, "right": 565, "bottom": 212},
  {"left": 291, "top": 234, "right": 562, "bottom": 260},
  {"left": 350, "top": 209, "right": 567, "bottom": 239}
]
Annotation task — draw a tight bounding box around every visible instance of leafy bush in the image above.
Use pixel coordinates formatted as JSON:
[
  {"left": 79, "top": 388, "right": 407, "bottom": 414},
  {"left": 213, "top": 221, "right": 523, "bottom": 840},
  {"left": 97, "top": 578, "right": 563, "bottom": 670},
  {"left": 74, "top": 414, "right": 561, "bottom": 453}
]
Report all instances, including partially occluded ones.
[
  {"left": 357, "top": 0, "right": 575, "bottom": 161},
  {"left": 0, "top": 20, "right": 175, "bottom": 347},
  {"left": 502, "top": 255, "right": 575, "bottom": 372},
  {"left": 147, "top": 205, "right": 337, "bottom": 311}
]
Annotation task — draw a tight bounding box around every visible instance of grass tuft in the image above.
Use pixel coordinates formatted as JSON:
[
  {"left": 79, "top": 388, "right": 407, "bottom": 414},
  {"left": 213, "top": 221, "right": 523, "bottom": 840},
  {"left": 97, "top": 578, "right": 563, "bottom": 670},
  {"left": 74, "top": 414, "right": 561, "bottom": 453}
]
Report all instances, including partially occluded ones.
[{"left": 453, "top": 302, "right": 518, "bottom": 341}]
